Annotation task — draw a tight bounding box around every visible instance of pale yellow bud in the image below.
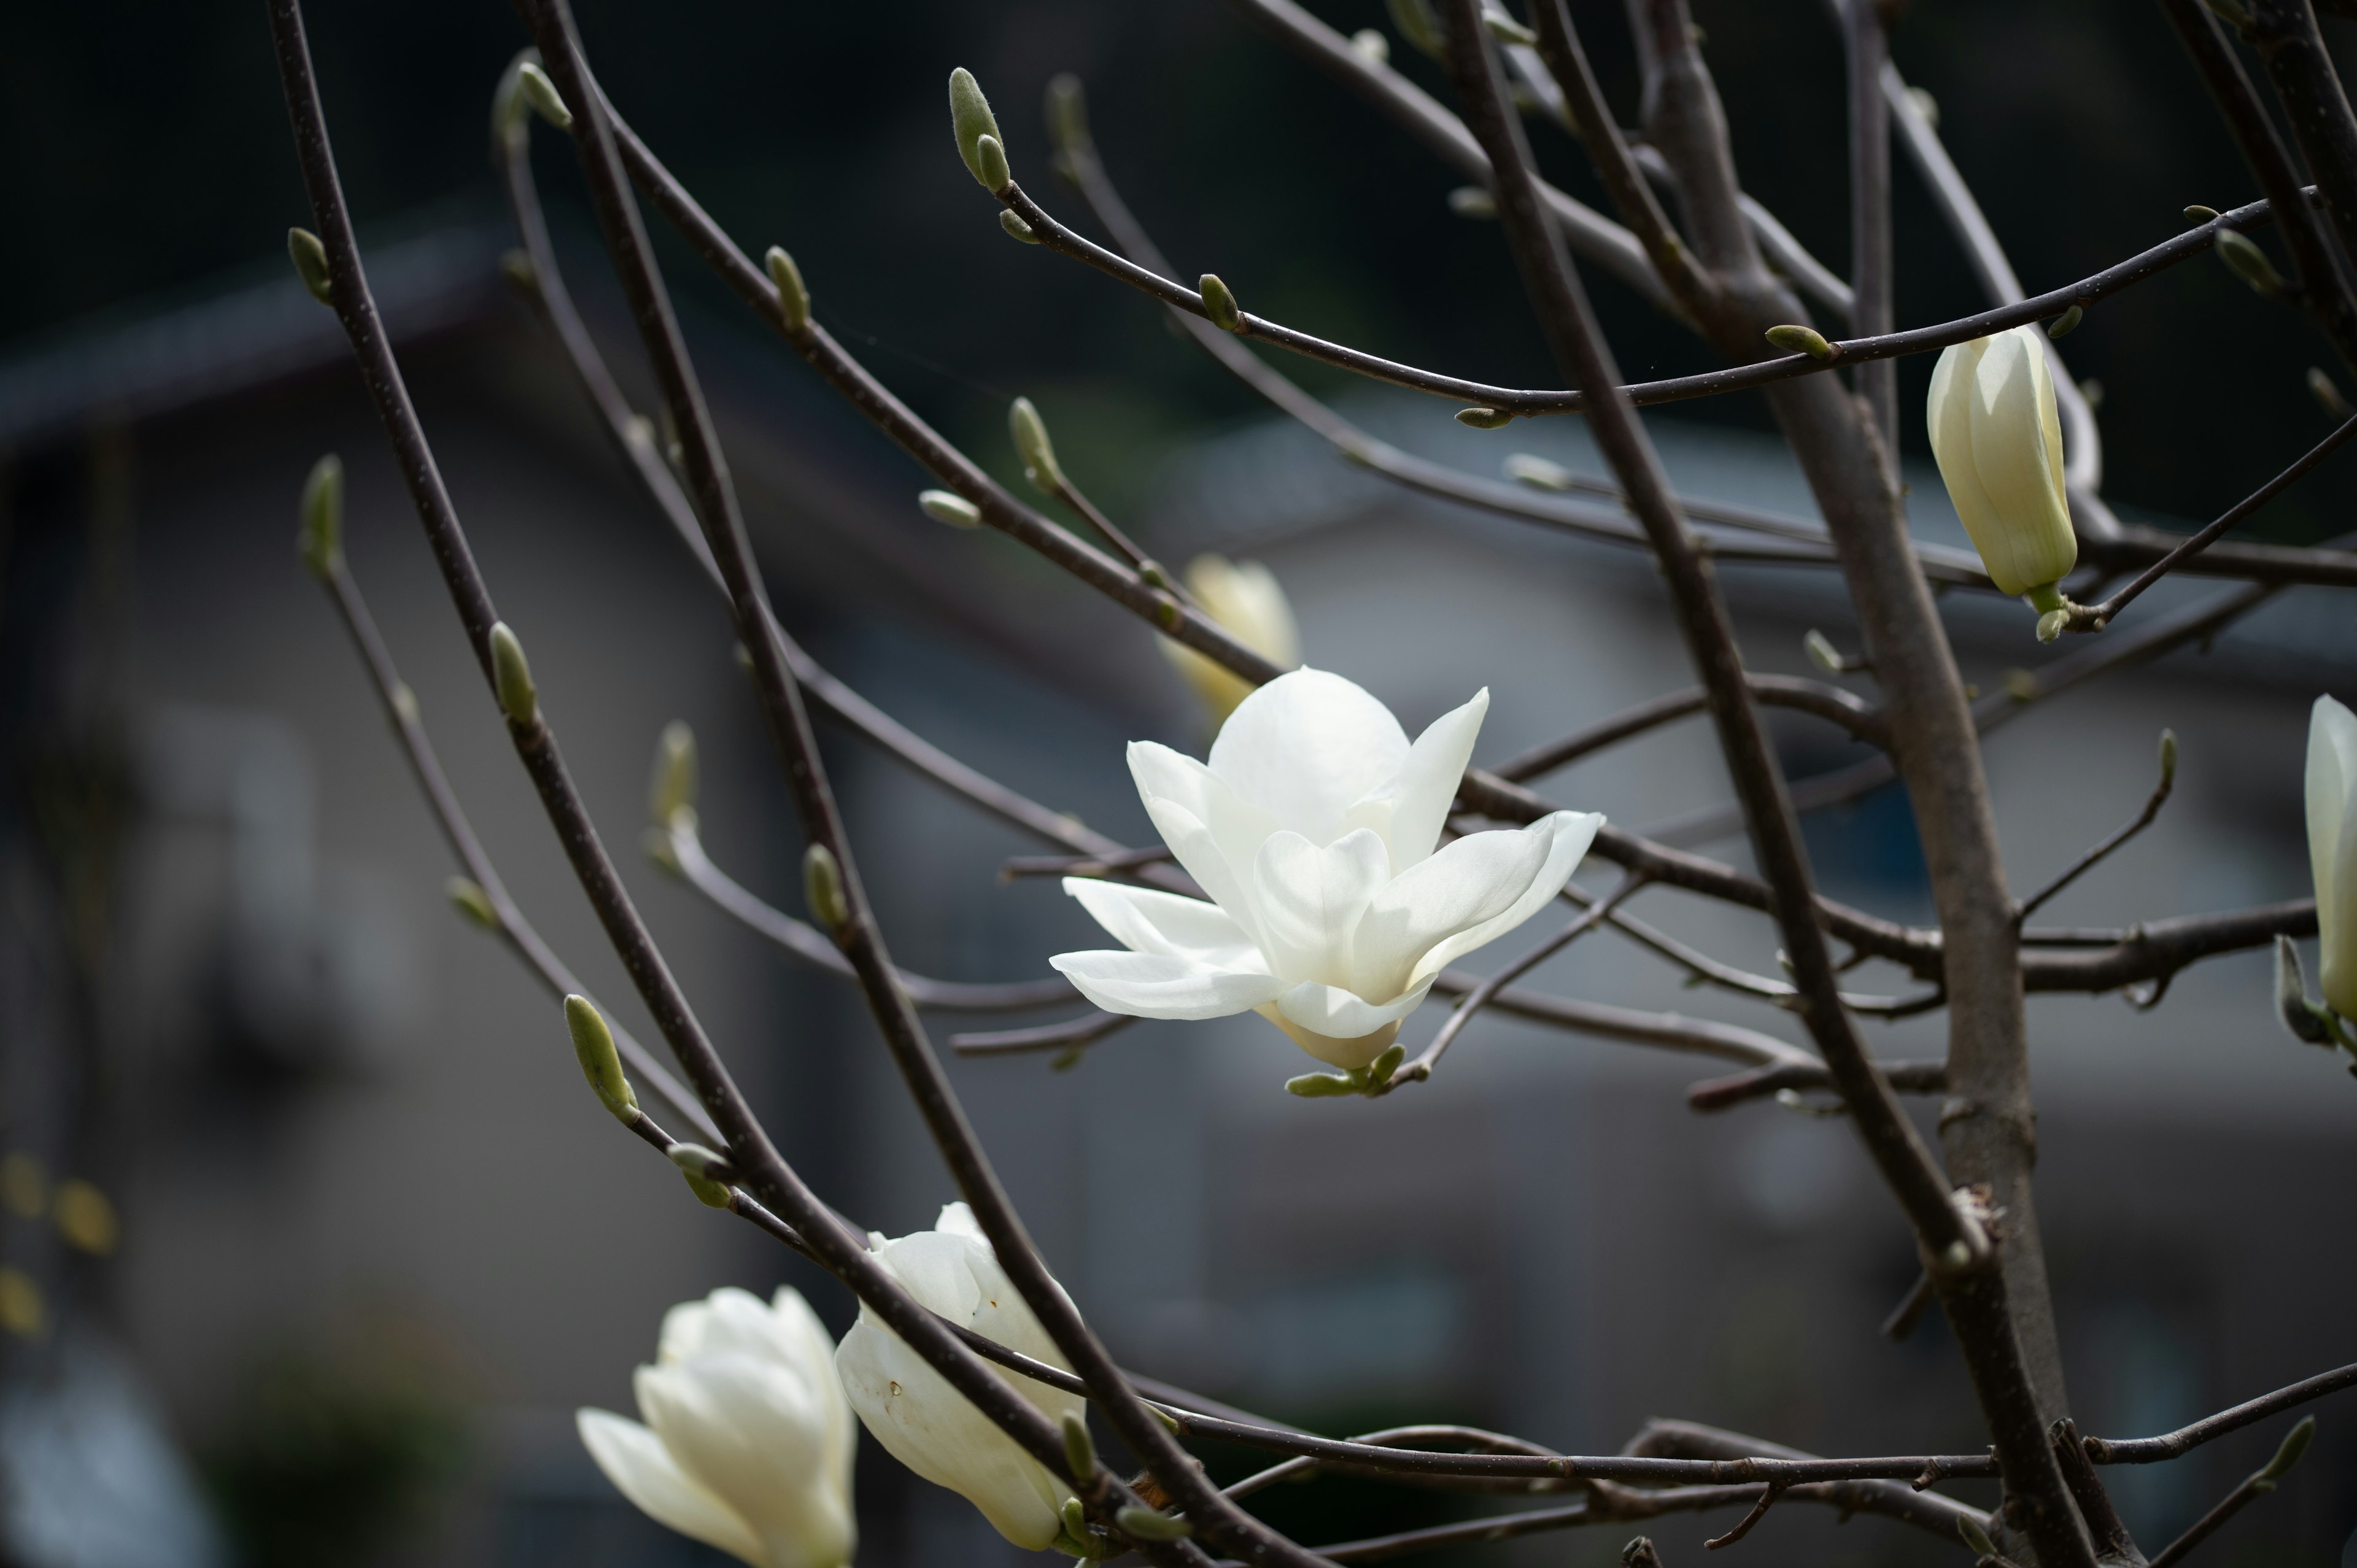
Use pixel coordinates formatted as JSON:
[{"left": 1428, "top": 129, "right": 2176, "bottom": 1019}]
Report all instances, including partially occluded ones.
[
  {"left": 1156, "top": 555, "right": 1301, "bottom": 725},
  {"left": 1925, "top": 325, "right": 2078, "bottom": 601}
]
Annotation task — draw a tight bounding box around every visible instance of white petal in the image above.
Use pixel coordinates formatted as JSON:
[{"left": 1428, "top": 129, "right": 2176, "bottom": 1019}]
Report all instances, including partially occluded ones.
[
  {"left": 872, "top": 1230, "right": 984, "bottom": 1323},
  {"left": 2310, "top": 696, "right": 2357, "bottom": 1013},
  {"left": 655, "top": 1296, "right": 714, "bottom": 1365},
  {"left": 1409, "top": 811, "right": 1603, "bottom": 985},
  {"left": 1209, "top": 668, "right": 1409, "bottom": 844},
  {"left": 1062, "top": 878, "right": 1261, "bottom": 968},
  {"left": 1272, "top": 978, "right": 1436, "bottom": 1046},
  {"left": 1129, "top": 742, "right": 1279, "bottom": 902},
  {"left": 1136, "top": 789, "right": 1269, "bottom": 950},
  {"left": 933, "top": 1201, "right": 988, "bottom": 1244},
  {"left": 1350, "top": 812, "right": 1600, "bottom": 998},
  {"left": 1250, "top": 828, "right": 1390, "bottom": 985},
  {"left": 1967, "top": 327, "right": 2077, "bottom": 595},
  {"left": 1344, "top": 688, "right": 1488, "bottom": 871},
  {"left": 1048, "top": 950, "right": 1289, "bottom": 1020},
  {"left": 771, "top": 1288, "right": 859, "bottom": 1481},
  {"left": 577, "top": 1408, "right": 767, "bottom": 1567},
  {"left": 635, "top": 1356, "right": 845, "bottom": 1564}
]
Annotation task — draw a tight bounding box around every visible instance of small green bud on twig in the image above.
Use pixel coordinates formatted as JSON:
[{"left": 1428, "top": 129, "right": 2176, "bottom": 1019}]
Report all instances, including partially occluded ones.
[
  {"left": 803, "top": 842, "right": 850, "bottom": 934},
  {"left": 2035, "top": 608, "right": 2068, "bottom": 644},
  {"left": 667, "top": 1141, "right": 737, "bottom": 1185},
  {"left": 2046, "top": 304, "right": 2083, "bottom": 340},
  {"left": 1199, "top": 274, "right": 1242, "bottom": 332},
  {"left": 974, "top": 133, "right": 1012, "bottom": 192},
  {"left": 1368, "top": 1042, "right": 1406, "bottom": 1087},
  {"left": 565, "top": 995, "right": 640, "bottom": 1122},
  {"left": 2156, "top": 728, "right": 2178, "bottom": 792},
  {"left": 2185, "top": 204, "right": 2220, "bottom": 224},
  {"left": 1803, "top": 628, "right": 1864, "bottom": 675},
  {"left": 765, "top": 246, "right": 810, "bottom": 333},
  {"left": 1957, "top": 1515, "right": 1999, "bottom": 1560},
  {"left": 679, "top": 1167, "right": 734, "bottom": 1208},
  {"left": 516, "top": 61, "right": 573, "bottom": 130},
  {"left": 1765, "top": 323, "right": 1836, "bottom": 360},
  {"left": 1058, "top": 1499, "right": 1092, "bottom": 1553},
  {"left": 2215, "top": 228, "right": 2286, "bottom": 297},
  {"left": 2258, "top": 1415, "right": 2315, "bottom": 1481},
  {"left": 2276, "top": 935, "right": 2335, "bottom": 1045},
  {"left": 2309, "top": 367, "right": 2355, "bottom": 422},
  {"left": 999, "top": 210, "right": 1040, "bottom": 244},
  {"left": 492, "top": 50, "right": 535, "bottom": 141},
  {"left": 446, "top": 875, "right": 500, "bottom": 930},
  {"left": 1061, "top": 1411, "right": 1096, "bottom": 1480},
  {"left": 1504, "top": 453, "right": 1571, "bottom": 489},
  {"left": 919, "top": 489, "right": 983, "bottom": 528},
  {"left": 649, "top": 721, "right": 698, "bottom": 827},
  {"left": 297, "top": 454, "right": 343, "bottom": 578},
  {"left": 1285, "top": 1071, "right": 1358, "bottom": 1097},
  {"left": 500, "top": 249, "right": 536, "bottom": 293},
  {"left": 1010, "top": 398, "right": 1067, "bottom": 495},
  {"left": 1350, "top": 27, "right": 1391, "bottom": 63},
  {"left": 489, "top": 622, "right": 538, "bottom": 726},
  {"left": 1484, "top": 10, "right": 1539, "bottom": 45},
  {"left": 1456, "top": 407, "right": 1514, "bottom": 429},
  {"left": 1905, "top": 85, "right": 1939, "bottom": 129},
  {"left": 1447, "top": 186, "right": 1498, "bottom": 219},
  {"left": 1045, "top": 74, "right": 1089, "bottom": 158},
  {"left": 949, "top": 68, "right": 1005, "bottom": 188},
  {"left": 288, "top": 228, "right": 334, "bottom": 306},
  {"left": 1116, "top": 1507, "right": 1193, "bottom": 1542}
]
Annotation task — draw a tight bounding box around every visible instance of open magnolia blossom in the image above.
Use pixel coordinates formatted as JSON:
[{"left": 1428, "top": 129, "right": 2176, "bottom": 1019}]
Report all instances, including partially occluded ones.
[
  {"left": 1926, "top": 325, "right": 2079, "bottom": 611},
  {"left": 2307, "top": 695, "right": 2357, "bottom": 1018},
  {"left": 578, "top": 1286, "right": 856, "bottom": 1568},
  {"left": 834, "top": 1203, "right": 1083, "bottom": 1552},
  {"left": 1051, "top": 668, "right": 1603, "bottom": 1070}
]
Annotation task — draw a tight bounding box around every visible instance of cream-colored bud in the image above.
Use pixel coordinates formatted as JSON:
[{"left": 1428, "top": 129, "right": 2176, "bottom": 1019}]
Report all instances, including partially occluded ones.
[
  {"left": 2305, "top": 696, "right": 2357, "bottom": 1018},
  {"left": 1156, "top": 555, "right": 1301, "bottom": 725},
  {"left": 1925, "top": 325, "right": 2078, "bottom": 601},
  {"left": 298, "top": 454, "right": 343, "bottom": 579}
]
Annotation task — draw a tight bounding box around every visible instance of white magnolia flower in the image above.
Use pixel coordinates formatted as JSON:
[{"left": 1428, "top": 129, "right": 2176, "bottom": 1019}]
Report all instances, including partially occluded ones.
[
  {"left": 578, "top": 1286, "right": 856, "bottom": 1568},
  {"left": 1159, "top": 554, "right": 1301, "bottom": 724},
  {"left": 834, "top": 1203, "right": 1082, "bottom": 1551},
  {"left": 1051, "top": 668, "right": 1603, "bottom": 1070},
  {"left": 2307, "top": 695, "right": 2357, "bottom": 1017},
  {"left": 1926, "top": 325, "right": 2078, "bottom": 606}
]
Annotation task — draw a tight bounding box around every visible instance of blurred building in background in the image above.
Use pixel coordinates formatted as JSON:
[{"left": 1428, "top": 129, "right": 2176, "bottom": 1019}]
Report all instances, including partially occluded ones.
[{"left": 1, "top": 169, "right": 2353, "bottom": 1568}]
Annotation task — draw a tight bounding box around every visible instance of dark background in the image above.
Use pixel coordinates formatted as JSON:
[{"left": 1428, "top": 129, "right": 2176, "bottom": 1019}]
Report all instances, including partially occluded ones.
[{"left": 6, "top": 0, "right": 2356, "bottom": 538}]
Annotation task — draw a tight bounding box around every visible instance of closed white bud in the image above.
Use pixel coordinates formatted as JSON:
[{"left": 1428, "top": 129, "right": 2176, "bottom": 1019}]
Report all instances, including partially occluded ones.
[
  {"left": 1925, "top": 325, "right": 2078, "bottom": 602},
  {"left": 949, "top": 69, "right": 1004, "bottom": 188},
  {"left": 1156, "top": 555, "right": 1301, "bottom": 725},
  {"left": 1009, "top": 398, "right": 1066, "bottom": 494},
  {"left": 297, "top": 454, "right": 343, "bottom": 578},
  {"left": 2305, "top": 696, "right": 2357, "bottom": 1018},
  {"left": 835, "top": 1203, "right": 1083, "bottom": 1550},
  {"left": 1045, "top": 74, "right": 1089, "bottom": 158},
  {"left": 579, "top": 1286, "right": 856, "bottom": 1568}
]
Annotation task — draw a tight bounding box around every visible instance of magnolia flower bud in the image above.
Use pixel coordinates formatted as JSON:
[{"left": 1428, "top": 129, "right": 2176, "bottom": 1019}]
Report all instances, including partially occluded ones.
[
  {"left": 1925, "top": 325, "right": 2078, "bottom": 604},
  {"left": 1351, "top": 28, "right": 1391, "bottom": 63},
  {"left": 1484, "top": 11, "right": 1539, "bottom": 45},
  {"left": 1054, "top": 670, "right": 1603, "bottom": 1070},
  {"left": 765, "top": 247, "right": 810, "bottom": 333},
  {"left": 565, "top": 994, "right": 640, "bottom": 1123},
  {"left": 297, "top": 454, "right": 343, "bottom": 578},
  {"left": 489, "top": 622, "right": 538, "bottom": 726},
  {"left": 2260, "top": 1415, "right": 2315, "bottom": 1482},
  {"left": 835, "top": 1202, "right": 1085, "bottom": 1550},
  {"left": 2310, "top": 366, "right": 2355, "bottom": 422},
  {"left": 1009, "top": 398, "right": 1067, "bottom": 494},
  {"left": 948, "top": 69, "right": 1004, "bottom": 188},
  {"left": 288, "top": 228, "right": 333, "bottom": 306},
  {"left": 1504, "top": 453, "right": 1573, "bottom": 490},
  {"left": 1156, "top": 555, "right": 1301, "bottom": 725},
  {"left": 650, "top": 721, "right": 699, "bottom": 827},
  {"left": 2305, "top": 695, "right": 2357, "bottom": 1017},
  {"left": 579, "top": 1286, "right": 856, "bottom": 1568}
]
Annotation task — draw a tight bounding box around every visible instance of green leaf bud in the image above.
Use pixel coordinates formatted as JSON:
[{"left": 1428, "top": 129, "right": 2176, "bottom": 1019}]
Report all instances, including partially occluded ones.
[
  {"left": 1368, "top": 1042, "right": 1406, "bottom": 1086},
  {"left": 649, "top": 720, "right": 698, "bottom": 827},
  {"left": 999, "top": 210, "right": 1040, "bottom": 244},
  {"left": 1448, "top": 186, "right": 1498, "bottom": 218},
  {"left": 765, "top": 246, "right": 810, "bottom": 333},
  {"left": 666, "top": 1141, "right": 737, "bottom": 1186},
  {"left": 2046, "top": 304, "right": 2083, "bottom": 340},
  {"left": 2277, "top": 935, "right": 2334, "bottom": 1045},
  {"left": 1010, "top": 398, "right": 1066, "bottom": 494},
  {"left": 517, "top": 60, "right": 573, "bottom": 131},
  {"left": 1765, "top": 323, "right": 1835, "bottom": 360},
  {"left": 975, "top": 133, "right": 1012, "bottom": 193},
  {"left": 1061, "top": 1410, "right": 1096, "bottom": 1480},
  {"left": 1484, "top": 11, "right": 1539, "bottom": 45},
  {"left": 288, "top": 228, "right": 333, "bottom": 306},
  {"left": 1957, "top": 1515, "right": 1999, "bottom": 1559},
  {"left": 2156, "top": 728, "right": 2178, "bottom": 792},
  {"left": 2258, "top": 1415, "right": 2315, "bottom": 1481},
  {"left": 1504, "top": 453, "right": 1573, "bottom": 490},
  {"left": 446, "top": 875, "right": 500, "bottom": 930},
  {"left": 803, "top": 842, "right": 850, "bottom": 934},
  {"left": 297, "top": 454, "right": 343, "bottom": 578},
  {"left": 1285, "top": 1072, "right": 1358, "bottom": 1097},
  {"left": 1116, "top": 1508, "right": 1193, "bottom": 1542},
  {"left": 1351, "top": 28, "right": 1391, "bottom": 64},
  {"left": 679, "top": 1166, "right": 733, "bottom": 1208},
  {"left": 489, "top": 622, "right": 538, "bottom": 726},
  {"left": 1803, "top": 628, "right": 1845, "bottom": 674},
  {"left": 949, "top": 68, "right": 1004, "bottom": 187},
  {"left": 1456, "top": 407, "right": 1514, "bottom": 429},
  {"left": 918, "top": 489, "right": 983, "bottom": 528},
  {"left": 2215, "top": 228, "right": 2286, "bottom": 296},
  {"left": 2035, "top": 608, "right": 2068, "bottom": 644},
  {"left": 565, "top": 994, "right": 640, "bottom": 1122},
  {"left": 2185, "top": 204, "right": 2220, "bottom": 223},
  {"left": 1198, "top": 273, "right": 1242, "bottom": 332}
]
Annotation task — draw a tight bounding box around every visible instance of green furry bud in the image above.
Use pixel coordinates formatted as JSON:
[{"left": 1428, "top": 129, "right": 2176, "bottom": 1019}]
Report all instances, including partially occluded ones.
[
  {"left": 489, "top": 622, "right": 537, "bottom": 727},
  {"left": 949, "top": 69, "right": 1004, "bottom": 187}
]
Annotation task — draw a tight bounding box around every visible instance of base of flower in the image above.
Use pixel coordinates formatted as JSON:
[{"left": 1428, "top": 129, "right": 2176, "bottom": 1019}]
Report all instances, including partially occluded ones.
[{"left": 1255, "top": 1006, "right": 1399, "bottom": 1070}]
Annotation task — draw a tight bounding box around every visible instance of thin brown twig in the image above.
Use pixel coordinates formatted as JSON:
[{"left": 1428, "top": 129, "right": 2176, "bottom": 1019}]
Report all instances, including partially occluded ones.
[
  {"left": 2014, "top": 735, "right": 2177, "bottom": 923},
  {"left": 2083, "top": 1361, "right": 2356, "bottom": 1464}
]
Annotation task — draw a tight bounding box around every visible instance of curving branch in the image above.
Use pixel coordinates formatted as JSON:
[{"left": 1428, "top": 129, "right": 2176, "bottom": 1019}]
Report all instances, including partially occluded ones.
[
  {"left": 1489, "top": 674, "right": 1886, "bottom": 782},
  {"left": 2082, "top": 1360, "right": 2356, "bottom": 1466}
]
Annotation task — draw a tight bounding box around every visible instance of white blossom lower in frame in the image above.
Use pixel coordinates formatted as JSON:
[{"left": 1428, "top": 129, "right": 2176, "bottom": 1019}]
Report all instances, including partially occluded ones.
[
  {"left": 576, "top": 1286, "right": 856, "bottom": 1568},
  {"left": 1051, "top": 668, "right": 1603, "bottom": 1068},
  {"left": 833, "top": 1203, "right": 1083, "bottom": 1551}
]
